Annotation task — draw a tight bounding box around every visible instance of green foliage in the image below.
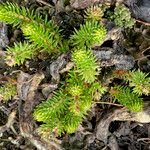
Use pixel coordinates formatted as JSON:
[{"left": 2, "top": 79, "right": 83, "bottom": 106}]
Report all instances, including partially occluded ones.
[
  {"left": 110, "top": 4, "right": 135, "bottom": 28},
  {"left": 84, "top": 4, "right": 106, "bottom": 21},
  {"left": 21, "top": 19, "right": 61, "bottom": 53},
  {"left": 72, "top": 47, "right": 99, "bottom": 83},
  {"left": 0, "top": 2, "right": 107, "bottom": 136},
  {"left": 0, "top": 83, "right": 16, "bottom": 101},
  {"left": 109, "top": 69, "right": 150, "bottom": 112},
  {"left": 125, "top": 69, "right": 150, "bottom": 95},
  {"left": 0, "top": 2, "right": 35, "bottom": 26},
  {"left": 89, "top": 82, "right": 106, "bottom": 100},
  {"left": 61, "top": 112, "right": 83, "bottom": 133},
  {"left": 33, "top": 70, "right": 106, "bottom": 136},
  {"left": 0, "top": 1, "right": 145, "bottom": 138},
  {"left": 5, "top": 42, "right": 36, "bottom": 66},
  {"left": 34, "top": 67, "right": 106, "bottom": 136},
  {"left": 110, "top": 86, "right": 143, "bottom": 112},
  {"left": 70, "top": 21, "right": 106, "bottom": 48},
  {"left": 0, "top": 2, "right": 62, "bottom": 65},
  {"left": 0, "top": 2, "right": 107, "bottom": 66},
  {"left": 33, "top": 90, "right": 71, "bottom": 122}
]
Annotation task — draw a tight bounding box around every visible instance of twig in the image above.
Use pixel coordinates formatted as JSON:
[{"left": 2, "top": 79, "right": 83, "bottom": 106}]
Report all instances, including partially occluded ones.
[
  {"left": 136, "top": 19, "right": 150, "bottom": 26},
  {"left": 101, "top": 146, "right": 108, "bottom": 150},
  {"left": 0, "top": 110, "right": 16, "bottom": 134},
  {"left": 95, "top": 101, "right": 123, "bottom": 107},
  {"left": 10, "top": 126, "right": 18, "bottom": 135},
  {"left": 137, "top": 138, "right": 150, "bottom": 144},
  {"left": 0, "top": 106, "right": 10, "bottom": 115},
  {"left": 137, "top": 138, "right": 150, "bottom": 141}
]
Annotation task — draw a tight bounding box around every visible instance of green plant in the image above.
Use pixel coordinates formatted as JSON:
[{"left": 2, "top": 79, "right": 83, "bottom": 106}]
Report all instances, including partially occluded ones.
[
  {"left": 84, "top": 4, "right": 106, "bottom": 21},
  {"left": 5, "top": 42, "right": 36, "bottom": 66},
  {"left": 72, "top": 47, "right": 99, "bottom": 83},
  {"left": 110, "top": 69, "right": 150, "bottom": 112},
  {"left": 125, "top": 69, "right": 150, "bottom": 95},
  {"left": 0, "top": 2, "right": 106, "bottom": 66},
  {"left": 1, "top": 2, "right": 146, "bottom": 138},
  {"left": 0, "top": 83, "right": 16, "bottom": 101},
  {"left": 0, "top": 2, "right": 108, "bottom": 136},
  {"left": 0, "top": 2, "right": 62, "bottom": 65},
  {"left": 70, "top": 20, "right": 106, "bottom": 48},
  {"left": 110, "top": 86, "right": 143, "bottom": 112},
  {"left": 109, "top": 3, "right": 135, "bottom": 28},
  {"left": 33, "top": 52, "right": 106, "bottom": 136}
]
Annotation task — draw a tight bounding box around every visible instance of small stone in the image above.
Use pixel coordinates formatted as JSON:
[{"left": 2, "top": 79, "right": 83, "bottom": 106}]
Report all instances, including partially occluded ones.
[{"left": 112, "top": 55, "right": 135, "bottom": 70}]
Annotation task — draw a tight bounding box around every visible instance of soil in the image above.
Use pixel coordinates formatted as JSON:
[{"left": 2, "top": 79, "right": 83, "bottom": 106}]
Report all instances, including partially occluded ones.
[{"left": 0, "top": 0, "right": 150, "bottom": 150}]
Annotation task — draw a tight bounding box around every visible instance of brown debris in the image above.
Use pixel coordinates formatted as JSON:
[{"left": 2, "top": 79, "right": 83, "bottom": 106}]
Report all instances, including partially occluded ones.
[
  {"left": 70, "top": 0, "right": 112, "bottom": 9},
  {"left": 96, "top": 102, "right": 150, "bottom": 143},
  {"left": 16, "top": 72, "right": 61, "bottom": 150},
  {"left": 0, "top": 110, "right": 16, "bottom": 134}
]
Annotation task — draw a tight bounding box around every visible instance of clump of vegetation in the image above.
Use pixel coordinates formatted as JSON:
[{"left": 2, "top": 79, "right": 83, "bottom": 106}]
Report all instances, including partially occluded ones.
[
  {"left": 84, "top": 4, "right": 106, "bottom": 21},
  {"left": 110, "top": 86, "right": 143, "bottom": 112},
  {"left": 0, "top": 2, "right": 149, "bottom": 139},
  {"left": 0, "top": 2, "right": 107, "bottom": 135},
  {"left": 0, "top": 2, "right": 107, "bottom": 65},
  {"left": 0, "top": 83, "right": 16, "bottom": 101},
  {"left": 33, "top": 69, "right": 106, "bottom": 136},
  {"left": 109, "top": 3, "right": 135, "bottom": 28},
  {"left": 125, "top": 69, "right": 150, "bottom": 95},
  {"left": 72, "top": 47, "right": 99, "bottom": 83},
  {"left": 70, "top": 20, "right": 106, "bottom": 48},
  {"left": 33, "top": 32, "right": 106, "bottom": 135},
  {"left": 5, "top": 42, "right": 36, "bottom": 66},
  {"left": 0, "top": 2, "right": 62, "bottom": 64},
  {"left": 110, "top": 69, "right": 150, "bottom": 112}
]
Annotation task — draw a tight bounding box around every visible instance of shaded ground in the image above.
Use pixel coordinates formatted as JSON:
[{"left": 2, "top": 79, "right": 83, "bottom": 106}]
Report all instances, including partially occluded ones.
[{"left": 0, "top": 0, "right": 150, "bottom": 150}]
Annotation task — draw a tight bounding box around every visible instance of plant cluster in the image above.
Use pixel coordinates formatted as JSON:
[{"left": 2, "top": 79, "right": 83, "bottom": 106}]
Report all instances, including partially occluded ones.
[
  {"left": 0, "top": 2, "right": 62, "bottom": 66},
  {"left": 110, "top": 69, "right": 150, "bottom": 112},
  {"left": 125, "top": 69, "right": 150, "bottom": 95},
  {"left": 84, "top": 4, "right": 106, "bottom": 21},
  {"left": 0, "top": 83, "right": 16, "bottom": 101},
  {"left": 0, "top": 2, "right": 149, "bottom": 137},
  {"left": 0, "top": 2, "right": 107, "bottom": 136},
  {"left": 110, "top": 86, "right": 143, "bottom": 112},
  {"left": 108, "top": 3, "right": 135, "bottom": 28},
  {"left": 71, "top": 21, "right": 106, "bottom": 48},
  {"left": 33, "top": 5, "right": 107, "bottom": 135},
  {"left": 5, "top": 42, "right": 36, "bottom": 66},
  {"left": 34, "top": 70, "right": 106, "bottom": 135}
]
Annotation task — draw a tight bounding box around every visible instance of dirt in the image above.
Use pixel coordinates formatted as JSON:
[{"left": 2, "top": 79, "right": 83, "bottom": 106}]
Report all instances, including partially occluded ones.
[{"left": 0, "top": 0, "right": 150, "bottom": 150}]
